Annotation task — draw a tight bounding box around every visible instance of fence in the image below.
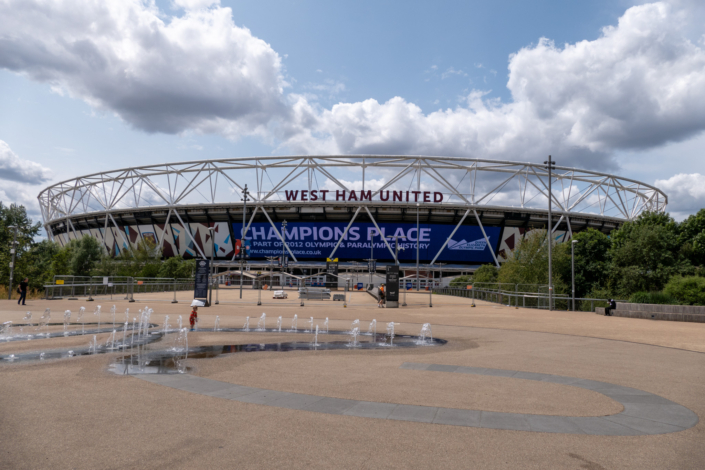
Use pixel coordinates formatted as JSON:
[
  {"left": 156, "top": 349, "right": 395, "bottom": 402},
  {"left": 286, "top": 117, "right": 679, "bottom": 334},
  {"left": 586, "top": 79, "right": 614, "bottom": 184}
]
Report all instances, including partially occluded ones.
[
  {"left": 45, "top": 276, "right": 194, "bottom": 301},
  {"left": 434, "top": 286, "right": 619, "bottom": 312}
]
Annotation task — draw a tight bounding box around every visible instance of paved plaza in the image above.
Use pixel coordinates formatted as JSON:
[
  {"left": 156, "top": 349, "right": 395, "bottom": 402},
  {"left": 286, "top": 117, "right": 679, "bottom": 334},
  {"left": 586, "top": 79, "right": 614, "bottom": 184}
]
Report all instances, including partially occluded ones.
[{"left": 1, "top": 289, "right": 704, "bottom": 469}]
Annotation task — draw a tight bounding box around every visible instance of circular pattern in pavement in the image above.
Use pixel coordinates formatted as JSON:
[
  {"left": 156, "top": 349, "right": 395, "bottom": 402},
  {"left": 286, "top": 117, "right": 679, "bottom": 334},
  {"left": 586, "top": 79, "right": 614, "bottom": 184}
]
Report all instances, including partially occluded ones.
[{"left": 135, "top": 362, "right": 698, "bottom": 435}]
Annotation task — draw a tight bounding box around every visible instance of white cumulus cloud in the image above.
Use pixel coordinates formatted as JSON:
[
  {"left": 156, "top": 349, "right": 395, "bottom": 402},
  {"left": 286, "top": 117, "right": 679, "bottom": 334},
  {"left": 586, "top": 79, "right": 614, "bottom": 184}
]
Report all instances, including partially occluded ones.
[
  {"left": 0, "top": 0, "right": 287, "bottom": 137},
  {"left": 655, "top": 173, "right": 705, "bottom": 216},
  {"left": 173, "top": 0, "right": 220, "bottom": 11},
  {"left": 2, "top": 0, "right": 705, "bottom": 180},
  {"left": 281, "top": 2, "right": 705, "bottom": 170},
  {"left": 0, "top": 140, "right": 52, "bottom": 184}
]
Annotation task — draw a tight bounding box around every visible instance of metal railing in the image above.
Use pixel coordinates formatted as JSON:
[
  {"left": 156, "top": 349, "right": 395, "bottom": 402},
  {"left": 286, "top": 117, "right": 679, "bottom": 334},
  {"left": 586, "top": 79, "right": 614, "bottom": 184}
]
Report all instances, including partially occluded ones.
[
  {"left": 435, "top": 286, "right": 622, "bottom": 312},
  {"left": 45, "top": 275, "right": 194, "bottom": 302}
]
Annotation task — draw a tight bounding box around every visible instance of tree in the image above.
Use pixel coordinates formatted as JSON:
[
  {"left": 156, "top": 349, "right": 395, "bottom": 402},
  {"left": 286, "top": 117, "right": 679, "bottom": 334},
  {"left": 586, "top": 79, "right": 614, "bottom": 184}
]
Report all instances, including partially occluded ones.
[
  {"left": 22, "top": 240, "right": 61, "bottom": 289},
  {"left": 560, "top": 229, "right": 612, "bottom": 299},
  {"left": 0, "top": 203, "right": 42, "bottom": 287},
  {"left": 609, "top": 224, "right": 681, "bottom": 296},
  {"left": 677, "top": 209, "right": 705, "bottom": 267},
  {"left": 70, "top": 236, "right": 103, "bottom": 276},
  {"left": 498, "top": 229, "right": 568, "bottom": 293},
  {"left": 473, "top": 264, "right": 499, "bottom": 284}
]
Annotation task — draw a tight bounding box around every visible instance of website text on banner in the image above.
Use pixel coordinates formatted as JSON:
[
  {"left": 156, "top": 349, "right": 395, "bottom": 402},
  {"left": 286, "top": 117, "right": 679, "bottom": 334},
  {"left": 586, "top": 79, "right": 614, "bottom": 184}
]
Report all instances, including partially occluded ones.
[{"left": 231, "top": 222, "right": 500, "bottom": 263}]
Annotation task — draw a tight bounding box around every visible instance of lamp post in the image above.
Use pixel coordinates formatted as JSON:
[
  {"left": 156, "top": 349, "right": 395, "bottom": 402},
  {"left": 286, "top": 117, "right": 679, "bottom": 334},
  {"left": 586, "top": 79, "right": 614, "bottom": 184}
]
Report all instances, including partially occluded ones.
[
  {"left": 280, "top": 220, "right": 287, "bottom": 287},
  {"left": 266, "top": 256, "right": 277, "bottom": 288},
  {"left": 544, "top": 155, "right": 556, "bottom": 311},
  {"left": 436, "top": 262, "right": 446, "bottom": 289},
  {"left": 571, "top": 239, "right": 578, "bottom": 311},
  {"left": 416, "top": 203, "right": 420, "bottom": 292},
  {"left": 7, "top": 225, "right": 18, "bottom": 300},
  {"left": 240, "top": 184, "right": 249, "bottom": 300},
  {"left": 366, "top": 229, "right": 378, "bottom": 286},
  {"left": 208, "top": 226, "right": 215, "bottom": 307}
]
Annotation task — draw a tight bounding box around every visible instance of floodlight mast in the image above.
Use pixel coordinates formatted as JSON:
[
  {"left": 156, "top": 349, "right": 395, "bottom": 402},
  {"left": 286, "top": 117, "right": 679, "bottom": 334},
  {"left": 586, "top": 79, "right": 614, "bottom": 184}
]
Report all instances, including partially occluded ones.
[
  {"left": 240, "top": 184, "right": 249, "bottom": 300},
  {"left": 208, "top": 226, "right": 215, "bottom": 307},
  {"left": 544, "top": 156, "right": 556, "bottom": 311}
]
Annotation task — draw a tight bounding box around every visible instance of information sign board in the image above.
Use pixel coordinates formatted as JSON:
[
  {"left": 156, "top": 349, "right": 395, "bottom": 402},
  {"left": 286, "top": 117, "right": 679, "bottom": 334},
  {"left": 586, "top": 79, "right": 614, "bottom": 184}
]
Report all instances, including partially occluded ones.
[{"left": 194, "top": 259, "right": 210, "bottom": 299}]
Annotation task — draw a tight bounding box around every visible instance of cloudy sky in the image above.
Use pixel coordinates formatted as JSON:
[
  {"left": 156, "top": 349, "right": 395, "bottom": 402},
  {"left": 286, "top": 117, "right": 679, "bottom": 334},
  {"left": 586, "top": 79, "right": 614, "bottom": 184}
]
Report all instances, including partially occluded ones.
[{"left": 1, "top": 0, "right": 704, "bottom": 223}]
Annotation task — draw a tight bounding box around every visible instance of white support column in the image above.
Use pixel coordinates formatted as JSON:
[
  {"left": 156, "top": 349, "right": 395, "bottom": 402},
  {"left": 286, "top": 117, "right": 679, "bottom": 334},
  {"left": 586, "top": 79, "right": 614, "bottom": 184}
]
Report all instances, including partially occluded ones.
[
  {"left": 328, "top": 206, "right": 361, "bottom": 259},
  {"left": 67, "top": 218, "right": 79, "bottom": 239},
  {"left": 172, "top": 211, "right": 207, "bottom": 259},
  {"left": 230, "top": 205, "right": 260, "bottom": 261},
  {"left": 565, "top": 216, "right": 573, "bottom": 240},
  {"left": 551, "top": 214, "right": 564, "bottom": 233},
  {"left": 472, "top": 210, "right": 500, "bottom": 268},
  {"left": 108, "top": 213, "right": 134, "bottom": 258},
  {"left": 364, "top": 206, "right": 397, "bottom": 262},
  {"left": 429, "top": 209, "right": 470, "bottom": 265},
  {"left": 157, "top": 209, "right": 172, "bottom": 248},
  {"left": 260, "top": 206, "right": 298, "bottom": 262}
]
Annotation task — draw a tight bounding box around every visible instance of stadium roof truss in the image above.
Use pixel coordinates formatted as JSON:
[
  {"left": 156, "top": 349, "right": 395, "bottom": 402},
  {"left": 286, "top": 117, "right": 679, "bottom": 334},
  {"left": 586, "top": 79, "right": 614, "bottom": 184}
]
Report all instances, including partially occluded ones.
[{"left": 38, "top": 156, "right": 667, "bottom": 266}]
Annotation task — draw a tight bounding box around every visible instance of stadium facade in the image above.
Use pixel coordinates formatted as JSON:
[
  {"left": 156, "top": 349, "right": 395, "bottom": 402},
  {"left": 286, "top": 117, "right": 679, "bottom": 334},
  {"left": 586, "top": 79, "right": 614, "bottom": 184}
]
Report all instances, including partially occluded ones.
[{"left": 37, "top": 156, "right": 667, "bottom": 277}]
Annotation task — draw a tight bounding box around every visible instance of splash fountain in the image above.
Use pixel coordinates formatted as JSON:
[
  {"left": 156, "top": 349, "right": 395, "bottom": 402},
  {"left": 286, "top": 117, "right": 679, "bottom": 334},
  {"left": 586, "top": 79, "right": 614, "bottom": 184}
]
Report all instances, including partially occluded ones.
[
  {"left": 386, "top": 322, "right": 395, "bottom": 346},
  {"left": 312, "top": 325, "right": 320, "bottom": 347},
  {"left": 418, "top": 323, "right": 433, "bottom": 344},
  {"left": 243, "top": 317, "right": 250, "bottom": 331},
  {"left": 63, "top": 310, "right": 71, "bottom": 334},
  {"left": 38, "top": 309, "right": 51, "bottom": 333},
  {"left": 214, "top": 316, "right": 220, "bottom": 332},
  {"left": 367, "top": 319, "right": 377, "bottom": 337},
  {"left": 256, "top": 313, "right": 266, "bottom": 331},
  {"left": 348, "top": 327, "right": 360, "bottom": 348},
  {"left": 77, "top": 307, "right": 85, "bottom": 334},
  {"left": 94, "top": 305, "right": 102, "bottom": 330}
]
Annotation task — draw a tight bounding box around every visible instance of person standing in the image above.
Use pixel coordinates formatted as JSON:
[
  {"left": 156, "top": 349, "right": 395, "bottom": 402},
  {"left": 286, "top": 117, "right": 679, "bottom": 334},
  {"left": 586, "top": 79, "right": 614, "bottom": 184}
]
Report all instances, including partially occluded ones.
[
  {"left": 378, "top": 284, "right": 385, "bottom": 308},
  {"left": 189, "top": 306, "right": 198, "bottom": 331},
  {"left": 17, "top": 278, "right": 28, "bottom": 306}
]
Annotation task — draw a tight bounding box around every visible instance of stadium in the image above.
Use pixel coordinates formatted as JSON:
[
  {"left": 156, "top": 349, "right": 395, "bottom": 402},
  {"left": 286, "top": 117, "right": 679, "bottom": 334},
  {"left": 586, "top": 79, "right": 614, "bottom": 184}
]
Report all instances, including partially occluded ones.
[{"left": 37, "top": 156, "right": 667, "bottom": 287}]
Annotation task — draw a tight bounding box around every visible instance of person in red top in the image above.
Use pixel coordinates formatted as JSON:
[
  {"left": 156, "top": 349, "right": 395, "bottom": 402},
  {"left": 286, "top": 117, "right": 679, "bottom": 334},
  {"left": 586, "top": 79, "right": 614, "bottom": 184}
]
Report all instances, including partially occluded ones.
[{"left": 189, "top": 306, "right": 198, "bottom": 331}]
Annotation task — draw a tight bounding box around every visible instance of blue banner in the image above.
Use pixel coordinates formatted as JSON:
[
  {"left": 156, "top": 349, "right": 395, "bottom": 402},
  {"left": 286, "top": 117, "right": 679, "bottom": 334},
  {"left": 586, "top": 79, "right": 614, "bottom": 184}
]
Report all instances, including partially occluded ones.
[{"left": 232, "top": 221, "right": 500, "bottom": 263}]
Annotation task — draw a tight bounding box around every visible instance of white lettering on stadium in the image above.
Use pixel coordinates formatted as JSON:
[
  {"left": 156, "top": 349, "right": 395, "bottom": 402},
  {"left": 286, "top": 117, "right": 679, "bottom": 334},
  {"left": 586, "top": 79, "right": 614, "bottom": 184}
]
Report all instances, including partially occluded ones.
[{"left": 283, "top": 190, "right": 444, "bottom": 203}]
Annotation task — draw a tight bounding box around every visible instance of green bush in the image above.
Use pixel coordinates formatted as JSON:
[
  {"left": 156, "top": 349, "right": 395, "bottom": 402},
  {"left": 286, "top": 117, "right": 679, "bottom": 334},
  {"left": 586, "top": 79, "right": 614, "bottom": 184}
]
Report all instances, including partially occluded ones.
[
  {"left": 579, "top": 287, "right": 612, "bottom": 311},
  {"left": 628, "top": 291, "right": 678, "bottom": 305},
  {"left": 450, "top": 275, "right": 472, "bottom": 288},
  {"left": 663, "top": 276, "right": 705, "bottom": 305}
]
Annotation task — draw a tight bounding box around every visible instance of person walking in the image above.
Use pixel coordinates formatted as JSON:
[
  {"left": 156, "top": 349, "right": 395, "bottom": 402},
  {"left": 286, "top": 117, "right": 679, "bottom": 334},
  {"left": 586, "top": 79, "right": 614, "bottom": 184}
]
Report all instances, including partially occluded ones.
[
  {"left": 17, "top": 278, "right": 28, "bottom": 306},
  {"left": 378, "top": 284, "right": 385, "bottom": 308}
]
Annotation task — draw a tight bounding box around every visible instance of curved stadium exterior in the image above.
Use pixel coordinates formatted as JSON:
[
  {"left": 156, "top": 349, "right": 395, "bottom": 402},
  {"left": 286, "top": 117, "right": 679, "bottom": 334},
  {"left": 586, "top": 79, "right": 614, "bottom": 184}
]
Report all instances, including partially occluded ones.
[{"left": 37, "top": 156, "right": 667, "bottom": 276}]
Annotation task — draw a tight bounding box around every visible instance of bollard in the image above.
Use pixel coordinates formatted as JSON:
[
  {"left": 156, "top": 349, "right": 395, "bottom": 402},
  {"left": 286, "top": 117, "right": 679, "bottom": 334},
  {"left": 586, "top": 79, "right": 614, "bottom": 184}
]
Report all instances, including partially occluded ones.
[
  {"left": 257, "top": 285, "right": 262, "bottom": 306},
  {"left": 129, "top": 277, "right": 135, "bottom": 302},
  {"left": 172, "top": 279, "right": 178, "bottom": 304},
  {"left": 429, "top": 286, "right": 433, "bottom": 308}
]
